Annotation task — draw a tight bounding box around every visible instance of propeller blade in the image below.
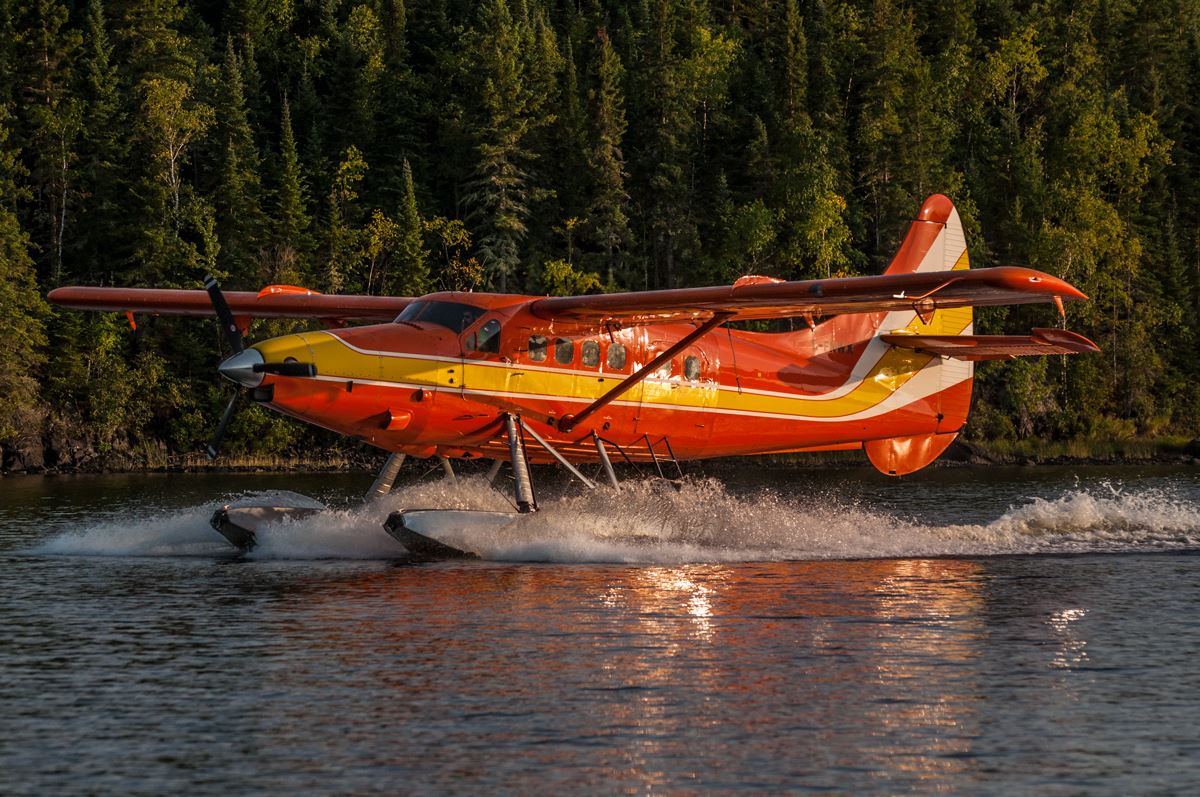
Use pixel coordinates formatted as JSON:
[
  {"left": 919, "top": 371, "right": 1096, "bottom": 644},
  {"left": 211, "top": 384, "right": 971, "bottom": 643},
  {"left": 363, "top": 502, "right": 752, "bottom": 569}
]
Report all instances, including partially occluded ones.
[
  {"left": 203, "top": 274, "right": 244, "bottom": 354},
  {"left": 252, "top": 361, "right": 318, "bottom": 378},
  {"left": 206, "top": 391, "right": 240, "bottom": 460}
]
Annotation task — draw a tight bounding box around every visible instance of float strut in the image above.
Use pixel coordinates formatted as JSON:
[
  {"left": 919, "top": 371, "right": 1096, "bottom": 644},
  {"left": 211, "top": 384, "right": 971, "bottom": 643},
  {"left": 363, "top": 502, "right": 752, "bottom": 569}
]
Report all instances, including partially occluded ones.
[
  {"left": 366, "top": 452, "right": 406, "bottom": 501},
  {"left": 593, "top": 433, "right": 620, "bottom": 492},
  {"left": 505, "top": 414, "right": 537, "bottom": 513},
  {"left": 484, "top": 458, "right": 503, "bottom": 484},
  {"left": 520, "top": 419, "right": 596, "bottom": 489},
  {"left": 439, "top": 456, "right": 457, "bottom": 481}
]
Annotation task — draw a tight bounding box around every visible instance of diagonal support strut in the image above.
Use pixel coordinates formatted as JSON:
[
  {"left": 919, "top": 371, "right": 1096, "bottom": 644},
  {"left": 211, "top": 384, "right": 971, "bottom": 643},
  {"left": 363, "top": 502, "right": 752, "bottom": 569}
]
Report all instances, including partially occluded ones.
[{"left": 558, "top": 312, "right": 734, "bottom": 433}]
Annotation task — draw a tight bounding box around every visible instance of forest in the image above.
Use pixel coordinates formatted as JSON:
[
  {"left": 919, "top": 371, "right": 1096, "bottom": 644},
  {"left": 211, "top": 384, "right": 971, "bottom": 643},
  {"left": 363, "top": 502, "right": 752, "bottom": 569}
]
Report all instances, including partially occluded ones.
[{"left": 1, "top": 0, "right": 1198, "bottom": 471}]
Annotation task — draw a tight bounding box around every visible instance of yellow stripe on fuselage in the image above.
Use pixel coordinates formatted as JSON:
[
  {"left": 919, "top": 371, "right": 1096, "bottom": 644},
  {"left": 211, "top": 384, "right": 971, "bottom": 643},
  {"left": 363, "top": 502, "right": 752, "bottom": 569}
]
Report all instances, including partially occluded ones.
[{"left": 261, "top": 305, "right": 972, "bottom": 422}]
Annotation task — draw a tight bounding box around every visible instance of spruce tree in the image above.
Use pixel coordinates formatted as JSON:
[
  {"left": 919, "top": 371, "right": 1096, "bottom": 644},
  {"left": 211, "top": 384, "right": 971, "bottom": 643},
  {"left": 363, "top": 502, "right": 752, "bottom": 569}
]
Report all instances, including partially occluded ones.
[
  {"left": 392, "top": 158, "right": 430, "bottom": 296},
  {"left": 75, "top": 0, "right": 130, "bottom": 280},
  {"left": 13, "top": 0, "right": 82, "bottom": 283},
  {"left": 0, "top": 105, "right": 48, "bottom": 452},
  {"left": 464, "top": 0, "right": 554, "bottom": 290},
  {"left": 214, "top": 36, "right": 266, "bottom": 283},
  {"left": 587, "top": 27, "right": 630, "bottom": 285},
  {"left": 274, "top": 96, "right": 311, "bottom": 283}
]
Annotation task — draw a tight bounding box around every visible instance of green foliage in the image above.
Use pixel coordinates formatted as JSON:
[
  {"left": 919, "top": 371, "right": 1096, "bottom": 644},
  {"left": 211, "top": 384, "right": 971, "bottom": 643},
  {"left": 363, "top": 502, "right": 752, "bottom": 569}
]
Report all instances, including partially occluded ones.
[
  {"left": 325, "top": 144, "right": 368, "bottom": 293},
  {"left": 272, "top": 96, "right": 310, "bottom": 283},
  {"left": 0, "top": 0, "right": 1196, "bottom": 465},
  {"left": 541, "top": 258, "right": 602, "bottom": 296},
  {"left": 425, "top": 216, "right": 482, "bottom": 292},
  {"left": 390, "top": 159, "right": 430, "bottom": 296},
  {"left": 0, "top": 106, "right": 47, "bottom": 443}
]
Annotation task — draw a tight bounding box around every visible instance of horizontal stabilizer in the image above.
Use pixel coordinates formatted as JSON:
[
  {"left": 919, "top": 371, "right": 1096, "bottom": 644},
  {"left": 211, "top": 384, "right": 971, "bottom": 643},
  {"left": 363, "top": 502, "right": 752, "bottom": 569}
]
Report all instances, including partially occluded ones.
[{"left": 881, "top": 327, "right": 1100, "bottom": 361}]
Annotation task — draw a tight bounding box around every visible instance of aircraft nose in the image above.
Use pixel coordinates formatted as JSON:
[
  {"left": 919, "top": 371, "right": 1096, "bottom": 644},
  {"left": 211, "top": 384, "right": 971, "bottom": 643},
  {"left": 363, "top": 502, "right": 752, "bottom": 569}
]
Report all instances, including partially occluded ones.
[{"left": 218, "top": 348, "right": 265, "bottom": 388}]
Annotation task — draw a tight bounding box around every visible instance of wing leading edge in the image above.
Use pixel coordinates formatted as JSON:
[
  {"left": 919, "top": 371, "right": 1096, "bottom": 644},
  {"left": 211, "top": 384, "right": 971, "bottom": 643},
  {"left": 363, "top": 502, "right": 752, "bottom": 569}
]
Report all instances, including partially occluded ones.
[
  {"left": 47, "top": 284, "right": 414, "bottom": 323},
  {"left": 530, "top": 266, "right": 1086, "bottom": 325}
]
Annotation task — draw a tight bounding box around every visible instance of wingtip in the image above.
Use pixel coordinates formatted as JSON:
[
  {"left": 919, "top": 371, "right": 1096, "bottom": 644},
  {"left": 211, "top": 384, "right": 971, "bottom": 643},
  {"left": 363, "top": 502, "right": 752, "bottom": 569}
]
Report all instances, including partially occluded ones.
[{"left": 994, "top": 266, "right": 1089, "bottom": 302}]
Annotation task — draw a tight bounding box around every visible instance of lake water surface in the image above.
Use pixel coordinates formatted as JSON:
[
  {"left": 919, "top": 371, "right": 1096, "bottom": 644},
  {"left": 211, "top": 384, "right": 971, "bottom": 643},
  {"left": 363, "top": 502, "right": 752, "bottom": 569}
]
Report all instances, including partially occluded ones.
[{"left": 2, "top": 464, "right": 1199, "bottom": 795}]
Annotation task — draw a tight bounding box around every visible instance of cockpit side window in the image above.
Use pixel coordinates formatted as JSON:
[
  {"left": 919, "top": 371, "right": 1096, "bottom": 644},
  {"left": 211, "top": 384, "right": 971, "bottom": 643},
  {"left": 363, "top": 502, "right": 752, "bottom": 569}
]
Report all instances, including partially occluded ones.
[
  {"left": 396, "top": 301, "right": 484, "bottom": 332},
  {"left": 466, "top": 319, "right": 501, "bottom": 354}
]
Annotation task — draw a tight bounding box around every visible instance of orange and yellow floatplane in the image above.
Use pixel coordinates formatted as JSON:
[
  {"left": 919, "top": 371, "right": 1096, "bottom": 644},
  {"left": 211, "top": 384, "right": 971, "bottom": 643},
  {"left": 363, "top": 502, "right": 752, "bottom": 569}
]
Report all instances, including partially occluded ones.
[{"left": 49, "top": 195, "right": 1099, "bottom": 557}]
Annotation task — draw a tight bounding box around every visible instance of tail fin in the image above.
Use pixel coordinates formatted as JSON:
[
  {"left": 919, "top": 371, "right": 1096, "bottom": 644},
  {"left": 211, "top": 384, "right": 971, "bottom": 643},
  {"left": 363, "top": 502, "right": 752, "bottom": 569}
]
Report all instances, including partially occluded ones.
[
  {"left": 883, "top": 194, "right": 970, "bottom": 277},
  {"left": 864, "top": 195, "right": 975, "bottom": 475}
]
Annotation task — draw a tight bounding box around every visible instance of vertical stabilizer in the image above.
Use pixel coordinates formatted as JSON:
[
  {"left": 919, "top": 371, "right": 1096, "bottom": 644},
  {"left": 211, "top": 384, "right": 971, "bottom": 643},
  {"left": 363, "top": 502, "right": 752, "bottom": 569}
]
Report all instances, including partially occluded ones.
[{"left": 865, "top": 195, "right": 975, "bottom": 475}]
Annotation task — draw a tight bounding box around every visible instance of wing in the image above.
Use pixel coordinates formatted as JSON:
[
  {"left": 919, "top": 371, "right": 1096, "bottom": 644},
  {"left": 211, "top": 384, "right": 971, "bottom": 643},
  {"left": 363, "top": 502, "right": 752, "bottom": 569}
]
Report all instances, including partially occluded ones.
[
  {"left": 47, "top": 284, "right": 413, "bottom": 324},
  {"left": 882, "top": 328, "right": 1101, "bottom": 360},
  {"left": 530, "top": 266, "right": 1086, "bottom": 324}
]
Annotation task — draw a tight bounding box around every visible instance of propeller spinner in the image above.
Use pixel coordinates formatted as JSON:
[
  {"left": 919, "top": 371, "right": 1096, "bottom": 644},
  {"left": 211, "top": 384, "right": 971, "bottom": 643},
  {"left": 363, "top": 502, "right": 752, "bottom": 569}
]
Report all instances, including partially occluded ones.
[{"left": 202, "top": 275, "right": 316, "bottom": 459}]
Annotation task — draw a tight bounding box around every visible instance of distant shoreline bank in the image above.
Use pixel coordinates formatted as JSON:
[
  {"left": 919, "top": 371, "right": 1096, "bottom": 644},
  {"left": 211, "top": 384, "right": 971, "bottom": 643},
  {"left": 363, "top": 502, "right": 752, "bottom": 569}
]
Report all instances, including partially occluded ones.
[{"left": 3, "top": 437, "right": 1197, "bottom": 477}]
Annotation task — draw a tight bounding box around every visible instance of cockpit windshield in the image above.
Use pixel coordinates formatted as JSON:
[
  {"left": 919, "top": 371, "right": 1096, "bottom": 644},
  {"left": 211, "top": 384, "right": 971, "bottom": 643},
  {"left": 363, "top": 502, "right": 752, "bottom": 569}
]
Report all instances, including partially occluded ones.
[{"left": 395, "top": 301, "right": 484, "bottom": 332}]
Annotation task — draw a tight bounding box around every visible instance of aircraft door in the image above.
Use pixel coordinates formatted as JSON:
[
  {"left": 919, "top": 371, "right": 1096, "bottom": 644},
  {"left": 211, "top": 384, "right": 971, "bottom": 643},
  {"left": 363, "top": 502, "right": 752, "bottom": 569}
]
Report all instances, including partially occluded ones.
[{"left": 460, "top": 315, "right": 503, "bottom": 398}]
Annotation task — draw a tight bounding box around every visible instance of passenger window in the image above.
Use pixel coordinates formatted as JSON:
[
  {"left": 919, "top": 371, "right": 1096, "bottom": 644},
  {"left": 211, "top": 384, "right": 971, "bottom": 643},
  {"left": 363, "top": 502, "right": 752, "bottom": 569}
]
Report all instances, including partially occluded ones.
[
  {"left": 474, "top": 319, "right": 501, "bottom": 354},
  {"left": 684, "top": 355, "right": 701, "bottom": 381},
  {"left": 607, "top": 343, "right": 626, "bottom": 370},
  {"left": 528, "top": 335, "right": 547, "bottom": 362},
  {"left": 555, "top": 338, "right": 574, "bottom": 365},
  {"left": 581, "top": 340, "right": 600, "bottom": 367}
]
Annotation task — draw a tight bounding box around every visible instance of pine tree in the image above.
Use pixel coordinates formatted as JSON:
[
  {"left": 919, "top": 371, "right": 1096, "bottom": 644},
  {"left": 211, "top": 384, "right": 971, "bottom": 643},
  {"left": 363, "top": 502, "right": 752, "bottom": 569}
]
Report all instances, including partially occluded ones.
[
  {"left": 13, "top": 0, "right": 82, "bottom": 283},
  {"left": 325, "top": 145, "right": 368, "bottom": 293},
  {"left": 74, "top": 0, "right": 130, "bottom": 280},
  {"left": 391, "top": 158, "right": 430, "bottom": 296},
  {"left": 780, "top": 0, "right": 806, "bottom": 127},
  {"left": 214, "top": 36, "right": 266, "bottom": 282},
  {"left": 587, "top": 27, "right": 630, "bottom": 285},
  {"left": 0, "top": 105, "right": 48, "bottom": 451},
  {"left": 332, "top": 3, "right": 385, "bottom": 153},
  {"left": 371, "top": 0, "right": 420, "bottom": 202},
  {"left": 274, "top": 96, "right": 311, "bottom": 283},
  {"left": 464, "top": 0, "right": 556, "bottom": 290}
]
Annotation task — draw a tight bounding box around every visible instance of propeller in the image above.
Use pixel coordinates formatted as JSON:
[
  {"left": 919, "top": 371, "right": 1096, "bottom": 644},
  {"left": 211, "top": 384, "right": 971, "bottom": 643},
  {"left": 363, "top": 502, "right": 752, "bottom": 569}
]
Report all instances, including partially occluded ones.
[
  {"left": 204, "top": 274, "right": 247, "bottom": 460},
  {"left": 202, "top": 275, "right": 320, "bottom": 459},
  {"left": 201, "top": 275, "right": 321, "bottom": 459},
  {"left": 203, "top": 274, "right": 244, "bottom": 354},
  {"left": 206, "top": 390, "right": 240, "bottom": 460}
]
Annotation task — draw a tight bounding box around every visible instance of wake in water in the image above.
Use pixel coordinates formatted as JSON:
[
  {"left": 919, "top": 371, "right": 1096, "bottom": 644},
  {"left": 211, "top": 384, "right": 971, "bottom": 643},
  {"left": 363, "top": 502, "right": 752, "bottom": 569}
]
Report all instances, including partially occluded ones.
[{"left": 28, "top": 475, "right": 1200, "bottom": 564}]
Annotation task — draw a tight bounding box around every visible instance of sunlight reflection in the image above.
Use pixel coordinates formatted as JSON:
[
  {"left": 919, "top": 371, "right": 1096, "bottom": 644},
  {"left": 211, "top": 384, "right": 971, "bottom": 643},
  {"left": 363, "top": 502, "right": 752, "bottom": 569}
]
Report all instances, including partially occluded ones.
[
  {"left": 864, "top": 559, "right": 986, "bottom": 784},
  {"left": 1049, "top": 607, "right": 1089, "bottom": 669},
  {"left": 278, "top": 559, "right": 1002, "bottom": 792}
]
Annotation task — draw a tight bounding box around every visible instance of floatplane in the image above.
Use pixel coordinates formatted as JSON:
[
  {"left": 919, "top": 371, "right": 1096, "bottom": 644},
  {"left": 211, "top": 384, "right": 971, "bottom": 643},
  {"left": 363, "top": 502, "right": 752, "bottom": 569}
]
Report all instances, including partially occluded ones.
[{"left": 49, "top": 195, "right": 1098, "bottom": 558}]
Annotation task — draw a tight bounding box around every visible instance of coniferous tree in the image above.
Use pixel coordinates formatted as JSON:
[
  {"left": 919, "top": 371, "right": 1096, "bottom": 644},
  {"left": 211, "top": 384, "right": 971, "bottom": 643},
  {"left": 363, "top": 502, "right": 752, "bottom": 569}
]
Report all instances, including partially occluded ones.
[
  {"left": 325, "top": 144, "right": 368, "bottom": 293},
  {"left": 13, "top": 0, "right": 82, "bottom": 283},
  {"left": 587, "top": 28, "right": 630, "bottom": 285},
  {"left": 2, "top": 0, "right": 1200, "bottom": 466},
  {"left": 75, "top": 0, "right": 130, "bottom": 280},
  {"left": 274, "top": 96, "right": 311, "bottom": 284},
  {"left": 391, "top": 158, "right": 430, "bottom": 296},
  {"left": 215, "top": 36, "right": 267, "bottom": 283},
  {"left": 464, "top": 0, "right": 554, "bottom": 290},
  {"left": 0, "top": 105, "right": 48, "bottom": 452}
]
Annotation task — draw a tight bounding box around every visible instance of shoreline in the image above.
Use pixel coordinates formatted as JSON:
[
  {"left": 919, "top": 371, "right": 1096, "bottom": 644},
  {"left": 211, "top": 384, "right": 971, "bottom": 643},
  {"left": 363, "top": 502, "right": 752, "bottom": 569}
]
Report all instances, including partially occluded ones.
[{"left": 3, "top": 437, "right": 1197, "bottom": 478}]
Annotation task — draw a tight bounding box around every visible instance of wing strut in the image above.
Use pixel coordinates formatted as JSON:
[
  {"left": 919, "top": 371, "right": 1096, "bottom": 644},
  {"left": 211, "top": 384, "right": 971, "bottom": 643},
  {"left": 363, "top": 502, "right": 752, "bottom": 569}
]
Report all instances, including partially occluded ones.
[
  {"left": 519, "top": 418, "right": 597, "bottom": 489},
  {"left": 558, "top": 311, "right": 734, "bottom": 433}
]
